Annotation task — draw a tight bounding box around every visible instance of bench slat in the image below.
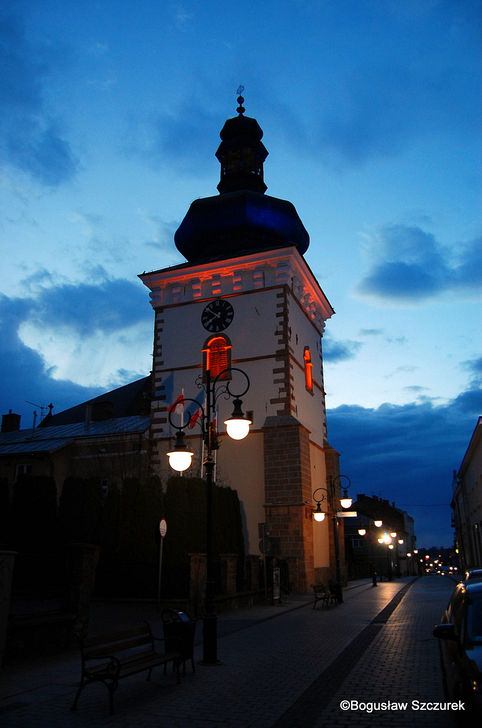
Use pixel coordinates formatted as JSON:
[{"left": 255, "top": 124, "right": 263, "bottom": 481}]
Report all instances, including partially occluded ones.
[
  {"left": 83, "top": 624, "right": 150, "bottom": 649},
  {"left": 84, "top": 635, "right": 152, "bottom": 658}
]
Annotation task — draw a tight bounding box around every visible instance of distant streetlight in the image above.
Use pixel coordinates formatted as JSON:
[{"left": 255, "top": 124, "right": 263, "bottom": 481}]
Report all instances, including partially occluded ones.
[{"left": 311, "top": 474, "right": 356, "bottom": 602}]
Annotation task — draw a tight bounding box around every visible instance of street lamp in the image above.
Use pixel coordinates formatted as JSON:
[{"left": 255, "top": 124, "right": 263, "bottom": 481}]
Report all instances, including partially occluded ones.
[
  {"left": 167, "top": 367, "right": 251, "bottom": 664},
  {"left": 311, "top": 474, "right": 356, "bottom": 603}
]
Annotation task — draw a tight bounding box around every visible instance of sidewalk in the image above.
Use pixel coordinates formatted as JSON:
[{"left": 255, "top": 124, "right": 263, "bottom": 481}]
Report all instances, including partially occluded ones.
[{"left": 0, "top": 578, "right": 451, "bottom": 727}]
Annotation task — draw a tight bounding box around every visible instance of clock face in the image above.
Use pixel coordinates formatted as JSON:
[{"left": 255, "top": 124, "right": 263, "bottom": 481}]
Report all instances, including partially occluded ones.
[{"left": 201, "top": 298, "right": 234, "bottom": 332}]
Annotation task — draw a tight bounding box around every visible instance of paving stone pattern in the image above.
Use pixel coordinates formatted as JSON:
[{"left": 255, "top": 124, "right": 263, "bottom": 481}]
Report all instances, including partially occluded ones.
[
  {"left": 310, "top": 577, "right": 457, "bottom": 728},
  {"left": 0, "top": 577, "right": 456, "bottom": 727}
]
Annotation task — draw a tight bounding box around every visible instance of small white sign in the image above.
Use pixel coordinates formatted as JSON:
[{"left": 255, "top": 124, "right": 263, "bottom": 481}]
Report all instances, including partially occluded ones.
[
  {"left": 159, "top": 519, "right": 167, "bottom": 538},
  {"left": 336, "top": 511, "right": 358, "bottom": 518}
]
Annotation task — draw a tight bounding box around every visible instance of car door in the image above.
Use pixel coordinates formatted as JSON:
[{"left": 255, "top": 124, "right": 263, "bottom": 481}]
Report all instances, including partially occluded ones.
[{"left": 444, "top": 589, "right": 467, "bottom": 698}]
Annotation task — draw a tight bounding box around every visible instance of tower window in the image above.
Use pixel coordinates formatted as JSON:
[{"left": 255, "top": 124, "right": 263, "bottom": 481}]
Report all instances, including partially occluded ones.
[
  {"left": 203, "top": 335, "right": 232, "bottom": 381},
  {"left": 304, "top": 346, "right": 313, "bottom": 394}
]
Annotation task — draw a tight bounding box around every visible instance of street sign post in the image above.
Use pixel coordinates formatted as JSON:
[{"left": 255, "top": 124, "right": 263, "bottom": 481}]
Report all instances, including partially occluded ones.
[{"left": 158, "top": 519, "right": 167, "bottom": 606}]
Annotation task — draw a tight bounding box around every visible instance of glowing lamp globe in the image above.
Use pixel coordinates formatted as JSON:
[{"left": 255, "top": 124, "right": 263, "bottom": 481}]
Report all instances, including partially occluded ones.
[
  {"left": 224, "top": 398, "right": 251, "bottom": 440},
  {"left": 167, "top": 449, "right": 193, "bottom": 473},
  {"left": 224, "top": 416, "right": 251, "bottom": 440},
  {"left": 358, "top": 528, "right": 367, "bottom": 536},
  {"left": 340, "top": 497, "right": 352, "bottom": 509},
  {"left": 167, "top": 431, "right": 194, "bottom": 473},
  {"left": 313, "top": 511, "right": 326, "bottom": 523},
  {"left": 374, "top": 520, "right": 383, "bottom": 528}
]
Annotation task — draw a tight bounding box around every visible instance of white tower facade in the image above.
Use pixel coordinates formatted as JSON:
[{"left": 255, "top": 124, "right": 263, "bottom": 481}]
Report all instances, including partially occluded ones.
[{"left": 140, "top": 97, "right": 338, "bottom": 591}]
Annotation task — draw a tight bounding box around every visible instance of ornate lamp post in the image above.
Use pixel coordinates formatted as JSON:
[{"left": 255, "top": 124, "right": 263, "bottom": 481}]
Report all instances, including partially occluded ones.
[
  {"left": 167, "top": 367, "right": 251, "bottom": 664},
  {"left": 311, "top": 474, "right": 356, "bottom": 603}
]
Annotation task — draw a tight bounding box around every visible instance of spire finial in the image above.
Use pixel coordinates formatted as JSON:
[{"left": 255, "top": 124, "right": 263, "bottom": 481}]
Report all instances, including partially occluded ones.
[{"left": 236, "top": 85, "right": 245, "bottom": 115}]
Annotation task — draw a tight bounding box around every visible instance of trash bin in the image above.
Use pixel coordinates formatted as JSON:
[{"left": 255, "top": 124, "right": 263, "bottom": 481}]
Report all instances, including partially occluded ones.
[{"left": 162, "top": 609, "right": 196, "bottom": 674}]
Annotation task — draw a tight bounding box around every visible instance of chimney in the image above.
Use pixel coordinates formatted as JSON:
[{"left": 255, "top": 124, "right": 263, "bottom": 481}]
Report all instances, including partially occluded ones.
[
  {"left": 2, "top": 410, "right": 21, "bottom": 433},
  {"left": 85, "top": 404, "right": 92, "bottom": 429}
]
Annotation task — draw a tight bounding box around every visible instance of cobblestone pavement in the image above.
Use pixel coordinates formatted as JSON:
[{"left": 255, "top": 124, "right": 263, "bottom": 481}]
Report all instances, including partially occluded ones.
[
  {"left": 277, "top": 576, "right": 457, "bottom": 728},
  {"left": 0, "top": 577, "right": 457, "bottom": 727}
]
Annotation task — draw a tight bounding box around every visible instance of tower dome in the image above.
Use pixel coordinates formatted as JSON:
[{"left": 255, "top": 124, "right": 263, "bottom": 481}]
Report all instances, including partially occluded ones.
[{"left": 174, "top": 93, "right": 309, "bottom": 263}]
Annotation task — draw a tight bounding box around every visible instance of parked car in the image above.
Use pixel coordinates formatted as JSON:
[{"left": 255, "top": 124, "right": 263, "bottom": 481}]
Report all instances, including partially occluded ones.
[
  {"left": 464, "top": 568, "right": 482, "bottom": 582},
  {"left": 433, "top": 580, "right": 482, "bottom": 713}
]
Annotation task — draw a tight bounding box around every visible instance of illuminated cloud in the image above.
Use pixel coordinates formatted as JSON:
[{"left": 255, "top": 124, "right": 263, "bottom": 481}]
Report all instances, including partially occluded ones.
[{"left": 0, "top": 276, "right": 152, "bottom": 419}]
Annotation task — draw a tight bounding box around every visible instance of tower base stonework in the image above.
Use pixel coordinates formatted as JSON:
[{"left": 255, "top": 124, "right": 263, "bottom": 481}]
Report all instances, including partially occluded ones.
[{"left": 263, "top": 416, "right": 314, "bottom": 592}]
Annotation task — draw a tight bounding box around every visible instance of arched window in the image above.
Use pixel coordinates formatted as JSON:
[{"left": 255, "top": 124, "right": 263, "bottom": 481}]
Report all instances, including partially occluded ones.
[
  {"left": 304, "top": 346, "right": 313, "bottom": 394},
  {"left": 203, "top": 335, "right": 232, "bottom": 381}
]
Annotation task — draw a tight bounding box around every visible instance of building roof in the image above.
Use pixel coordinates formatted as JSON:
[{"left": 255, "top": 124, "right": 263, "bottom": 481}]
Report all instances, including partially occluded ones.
[
  {"left": 40, "top": 375, "right": 152, "bottom": 427},
  {"left": 0, "top": 416, "right": 150, "bottom": 456},
  {"left": 353, "top": 494, "right": 407, "bottom": 533},
  {"left": 457, "top": 416, "right": 482, "bottom": 479}
]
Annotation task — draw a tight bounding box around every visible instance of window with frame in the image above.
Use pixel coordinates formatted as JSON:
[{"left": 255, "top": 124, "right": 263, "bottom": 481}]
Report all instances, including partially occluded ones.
[
  {"left": 304, "top": 346, "right": 314, "bottom": 394},
  {"left": 202, "top": 335, "right": 232, "bottom": 381},
  {"left": 15, "top": 463, "right": 32, "bottom": 479}
]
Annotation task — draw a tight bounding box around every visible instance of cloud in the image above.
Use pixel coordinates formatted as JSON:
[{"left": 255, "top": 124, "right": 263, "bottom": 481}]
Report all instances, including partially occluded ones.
[
  {"left": 359, "top": 328, "right": 407, "bottom": 345},
  {"left": 0, "top": 293, "right": 103, "bottom": 423},
  {"left": 384, "top": 365, "right": 419, "bottom": 381},
  {"left": 327, "top": 383, "right": 482, "bottom": 547},
  {"left": 27, "top": 279, "right": 149, "bottom": 336},
  {"left": 171, "top": 3, "right": 195, "bottom": 30},
  {"left": 126, "top": 102, "right": 220, "bottom": 176},
  {"left": 461, "top": 357, "right": 482, "bottom": 382},
  {"left": 323, "top": 336, "right": 362, "bottom": 363},
  {"left": 314, "top": 1, "right": 481, "bottom": 166},
  {"left": 384, "top": 336, "right": 407, "bottom": 345},
  {"left": 359, "top": 328, "right": 384, "bottom": 337},
  {"left": 0, "top": 275, "right": 153, "bottom": 421},
  {"left": 0, "top": 9, "right": 77, "bottom": 185},
  {"left": 403, "top": 385, "right": 429, "bottom": 394},
  {"left": 143, "top": 217, "right": 181, "bottom": 255},
  {"left": 358, "top": 225, "right": 482, "bottom": 302}
]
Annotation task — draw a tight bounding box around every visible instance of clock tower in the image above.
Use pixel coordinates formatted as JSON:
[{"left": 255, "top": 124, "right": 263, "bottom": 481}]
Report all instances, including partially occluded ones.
[{"left": 140, "top": 95, "right": 337, "bottom": 591}]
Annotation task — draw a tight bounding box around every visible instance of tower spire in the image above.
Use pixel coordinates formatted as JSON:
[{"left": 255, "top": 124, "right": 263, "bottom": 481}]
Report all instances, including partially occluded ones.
[
  {"left": 174, "top": 94, "right": 309, "bottom": 263},
  {"left": 215, "top": 88, "right": 268, "bottom": 194},
  {"left": 236, "top": 85, "right": 245, "bottom": 115}
]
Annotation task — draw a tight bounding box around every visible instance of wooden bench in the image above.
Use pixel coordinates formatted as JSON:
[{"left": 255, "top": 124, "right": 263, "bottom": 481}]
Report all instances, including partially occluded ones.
[
  {"left": 312, "top": 584, "right": 338, "bottom": 609},
  {"left": 71, "top": 622, "right": 182, "bottom": 715}
]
